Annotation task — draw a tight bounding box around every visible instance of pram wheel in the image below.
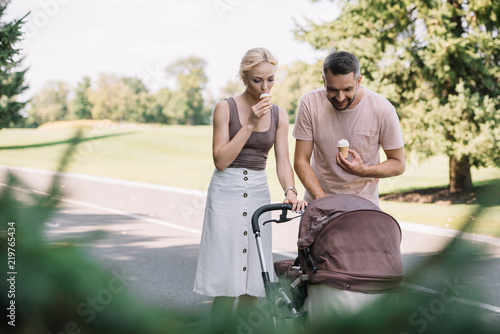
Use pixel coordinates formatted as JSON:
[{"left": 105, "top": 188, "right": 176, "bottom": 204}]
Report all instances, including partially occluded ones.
[
  {"left": 268, "top": 282, "right": 305, "bottom": 328},
  {"left": 274, "top": 258, "right": 308, "bottom": 309}
]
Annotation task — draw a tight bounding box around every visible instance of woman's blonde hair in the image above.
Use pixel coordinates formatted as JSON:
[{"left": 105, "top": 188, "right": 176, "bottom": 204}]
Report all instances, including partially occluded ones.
[{"left": 238, "top": 48, "right": 278, "bottom": 82}]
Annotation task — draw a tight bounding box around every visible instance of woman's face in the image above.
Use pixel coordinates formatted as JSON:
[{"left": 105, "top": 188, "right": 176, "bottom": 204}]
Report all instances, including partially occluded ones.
[{"left": 244, "top": 62, "right": 276, "bottom": 99}]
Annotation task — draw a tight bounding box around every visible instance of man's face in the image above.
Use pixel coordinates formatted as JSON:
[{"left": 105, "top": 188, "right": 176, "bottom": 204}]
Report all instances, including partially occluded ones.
[{"left": 323, "top": 71, "right": 362, "bottom": 111}]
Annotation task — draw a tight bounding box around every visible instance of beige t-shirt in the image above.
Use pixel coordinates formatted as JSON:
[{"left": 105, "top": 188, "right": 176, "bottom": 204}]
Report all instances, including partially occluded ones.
[{"left": 293, "top": 87, "right": 404, "bottom": 205}]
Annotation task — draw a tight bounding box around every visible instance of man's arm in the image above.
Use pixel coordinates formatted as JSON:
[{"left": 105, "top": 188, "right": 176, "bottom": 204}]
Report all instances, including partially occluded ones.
[
  {"left": 336, "top": 147, "right": 406, "bottom": 178},
  {"left": 294, "top": 139, "right": 326, "bottom": 200}
]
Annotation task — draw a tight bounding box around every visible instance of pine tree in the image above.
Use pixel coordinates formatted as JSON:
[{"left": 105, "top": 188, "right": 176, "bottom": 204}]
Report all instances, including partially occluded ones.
[
  {"left": 296, "top": 0, "right": 500, "bottom": 193},
  {"left": 0, "top": 1, "right": 29, "bottom": 129}
]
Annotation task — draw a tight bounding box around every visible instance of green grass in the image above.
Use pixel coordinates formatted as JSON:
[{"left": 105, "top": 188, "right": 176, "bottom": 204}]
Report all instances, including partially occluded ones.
[
  {"left": 1, "top": 124, "right": 499, "bottom": 237},
  {"left": 0, "top": 125, "right": 214, "bottom": 189}
]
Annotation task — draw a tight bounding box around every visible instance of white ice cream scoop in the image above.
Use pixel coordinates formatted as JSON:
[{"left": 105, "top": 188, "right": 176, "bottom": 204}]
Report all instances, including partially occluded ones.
[{"left": 337, "top": 139, "right": 349, "bottom": 147}]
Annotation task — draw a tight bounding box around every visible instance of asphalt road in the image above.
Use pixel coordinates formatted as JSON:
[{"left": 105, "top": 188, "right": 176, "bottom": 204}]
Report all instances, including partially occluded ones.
[{"left": 1, "top": 165, "right": 499, "bottom": 323}]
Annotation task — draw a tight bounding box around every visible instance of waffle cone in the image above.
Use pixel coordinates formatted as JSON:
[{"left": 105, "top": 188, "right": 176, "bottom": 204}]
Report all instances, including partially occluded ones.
[{"left": 338, "top": 146, "right": 349, "bottom": 158}]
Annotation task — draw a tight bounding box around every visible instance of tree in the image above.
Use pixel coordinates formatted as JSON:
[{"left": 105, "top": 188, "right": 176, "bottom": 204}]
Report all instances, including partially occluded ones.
[
  {"left": 89, "top": 74, "right": 132, "bottom": 121},
  {"left": 122, "top": 76, "right": 149, "bottom": 95},
  {"left": 88, "top": 74, "right": 161, "bottom": 123},
  {"left": 28, "top": 80, "right": 70, "bottom": 126},
  {"left": 218, "top": 79, "right": 245, "bottom": 101},
  {"left": 150, "top": 87, "right": 175, "bottom": 124},
  {"left": 272, "top": 60, "right": 323, "bottom": 122},
  {"left": 296, "top": 0, "right": 500, "bottom": 193},
  {"left": 68, "top": 77, "right": 93, "bottom": 120},
  {"left": 0, "top": 2, "right": 29, "bottom": 129},
  {"left": 166, "top": 56, "right": 209, "bottom": 125},
  {"left": 129, "top": 91, "right": 166, "bottom": 124},
  {"left": 119, "top": 76, "right": 150, "bottom": 122}
]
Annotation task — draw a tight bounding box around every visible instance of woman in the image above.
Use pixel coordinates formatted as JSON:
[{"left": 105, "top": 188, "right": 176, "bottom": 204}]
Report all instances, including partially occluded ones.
[{"left": 193, "top": 48, "right": 306, "bottom": 323}]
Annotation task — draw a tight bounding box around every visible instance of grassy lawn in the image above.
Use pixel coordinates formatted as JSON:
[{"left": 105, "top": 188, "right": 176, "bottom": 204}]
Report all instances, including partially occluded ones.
[{"left": 1, "top": 122, "right": 499, "bottom": 237}]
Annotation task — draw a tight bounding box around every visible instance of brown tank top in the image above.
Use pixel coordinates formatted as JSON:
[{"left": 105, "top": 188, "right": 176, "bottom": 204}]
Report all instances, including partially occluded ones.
[{"left": 226, "top": 97, "right": 279, "bottom": 171}]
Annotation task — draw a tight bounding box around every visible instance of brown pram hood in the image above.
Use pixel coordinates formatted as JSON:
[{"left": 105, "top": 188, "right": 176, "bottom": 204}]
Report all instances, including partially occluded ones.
[{"left": 297, "top": 194, "right": 404, "bottom": 293}]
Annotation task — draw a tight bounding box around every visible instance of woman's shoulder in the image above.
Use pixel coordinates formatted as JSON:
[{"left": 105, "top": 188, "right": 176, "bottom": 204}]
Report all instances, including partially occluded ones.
[
  {"left": 274, "top": 104, "right": 288, "bottom": 116},
  {"left": 214, "top": 98, "right": 230, "bottom": 112},
  {"left": 213, "top": 99, "right": 231, "bottom": 122},
  {"left": 273, "top": 104, "right": 289, "bottom": 125},
  {"left": 215, "top": 98, "right": 230, "bottom": 107}
]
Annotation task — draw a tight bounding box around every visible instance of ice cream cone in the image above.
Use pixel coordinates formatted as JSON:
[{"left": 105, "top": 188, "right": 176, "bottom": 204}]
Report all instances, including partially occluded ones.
[
  {"left": 337, "top": 139, "right": 349, "bottom": 158},
  {"left": 338, "top": 146, "right": 349, "bottom": 158}
]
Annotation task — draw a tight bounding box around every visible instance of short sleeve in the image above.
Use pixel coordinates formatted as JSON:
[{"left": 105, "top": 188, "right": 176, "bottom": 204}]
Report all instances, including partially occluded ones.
[
  {"left": 293, "top": 98, "right": 314, "bottom": 141},
  {"left": 380, "top": 107, "right": 404, "bottom": 150}
]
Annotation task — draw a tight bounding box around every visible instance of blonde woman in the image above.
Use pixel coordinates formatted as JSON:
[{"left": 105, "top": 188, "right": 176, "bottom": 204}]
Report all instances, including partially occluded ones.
[{"left": 193, "top": 48, "right": 306, "bottom": 323}]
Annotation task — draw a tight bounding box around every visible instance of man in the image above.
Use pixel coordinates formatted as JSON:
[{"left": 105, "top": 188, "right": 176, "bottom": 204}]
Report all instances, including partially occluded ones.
[{"left": 293, "top": 51, "right": 405, "bottom": 205}]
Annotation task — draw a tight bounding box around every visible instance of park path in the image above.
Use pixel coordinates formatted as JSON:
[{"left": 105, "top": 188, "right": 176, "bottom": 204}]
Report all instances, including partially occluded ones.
[{"left": 1, "top": 165, "right": 499, "bottom": 321}]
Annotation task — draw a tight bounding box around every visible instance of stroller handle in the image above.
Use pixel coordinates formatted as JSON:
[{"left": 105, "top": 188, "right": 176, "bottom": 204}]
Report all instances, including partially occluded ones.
[{"left": 251, "top": 203, "right": 294, "bottom": 234}]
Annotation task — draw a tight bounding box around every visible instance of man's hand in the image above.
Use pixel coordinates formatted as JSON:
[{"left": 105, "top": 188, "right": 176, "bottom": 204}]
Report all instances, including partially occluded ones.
[
  {"left": 336, "top": 149, "right": 367, "bottom": 176},
  {"left": 337, "top": 147, "right": 406, "bottom": 178}
]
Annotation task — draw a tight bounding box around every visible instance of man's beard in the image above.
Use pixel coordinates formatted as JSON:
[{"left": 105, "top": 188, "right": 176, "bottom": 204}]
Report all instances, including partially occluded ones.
[{"left": 328, "top": 87, "right": 358, "bottom": 111}]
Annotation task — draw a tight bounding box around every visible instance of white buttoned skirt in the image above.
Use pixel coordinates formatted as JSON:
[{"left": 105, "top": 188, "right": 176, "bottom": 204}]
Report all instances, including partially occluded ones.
[{"left": 193, "top": 168, "right": 273, "bottom": 297}]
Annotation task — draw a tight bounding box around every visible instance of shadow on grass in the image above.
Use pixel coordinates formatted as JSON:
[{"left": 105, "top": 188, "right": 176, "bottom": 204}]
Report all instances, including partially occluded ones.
[
  {"left": 380, "top": 178, "right": 500, "bottom": 206},
  {"left": 0, "top": 132, "right": 135, "bottom": 150}
]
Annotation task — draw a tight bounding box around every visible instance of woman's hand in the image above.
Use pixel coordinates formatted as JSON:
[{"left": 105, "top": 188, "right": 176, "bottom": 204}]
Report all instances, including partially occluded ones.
[
  {"left": 247, "top": 96, "right": 272, "bottom": 130},
  {"left": 283, "top": 192, "right": 307, "bottom": 213}
]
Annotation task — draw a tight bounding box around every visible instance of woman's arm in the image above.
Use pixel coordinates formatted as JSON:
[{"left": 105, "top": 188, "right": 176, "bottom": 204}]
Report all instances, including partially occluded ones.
[{"left": 212, "top": 100, "right": 252, "bottom": 171}]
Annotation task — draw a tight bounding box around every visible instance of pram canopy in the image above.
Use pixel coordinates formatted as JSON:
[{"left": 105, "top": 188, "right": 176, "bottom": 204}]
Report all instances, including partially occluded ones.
[{"left": 297, "top": 194, "right": 404, "bottom": 293}]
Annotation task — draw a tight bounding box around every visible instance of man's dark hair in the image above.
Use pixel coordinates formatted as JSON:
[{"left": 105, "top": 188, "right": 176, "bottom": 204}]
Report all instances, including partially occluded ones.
[{"left": 322, "top": 51, "right": 361, "bottom": 79}]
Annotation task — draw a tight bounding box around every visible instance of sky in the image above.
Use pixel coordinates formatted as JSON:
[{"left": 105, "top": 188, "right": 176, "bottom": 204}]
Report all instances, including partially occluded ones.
[{"left": 5, "top": 0, "right": 341, "bottom": 100}]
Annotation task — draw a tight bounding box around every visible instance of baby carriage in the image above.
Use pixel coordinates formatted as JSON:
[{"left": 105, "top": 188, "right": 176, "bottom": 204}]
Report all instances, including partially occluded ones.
[{"left": 251, "top": 194, "right": 404, "bottom": 327}]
